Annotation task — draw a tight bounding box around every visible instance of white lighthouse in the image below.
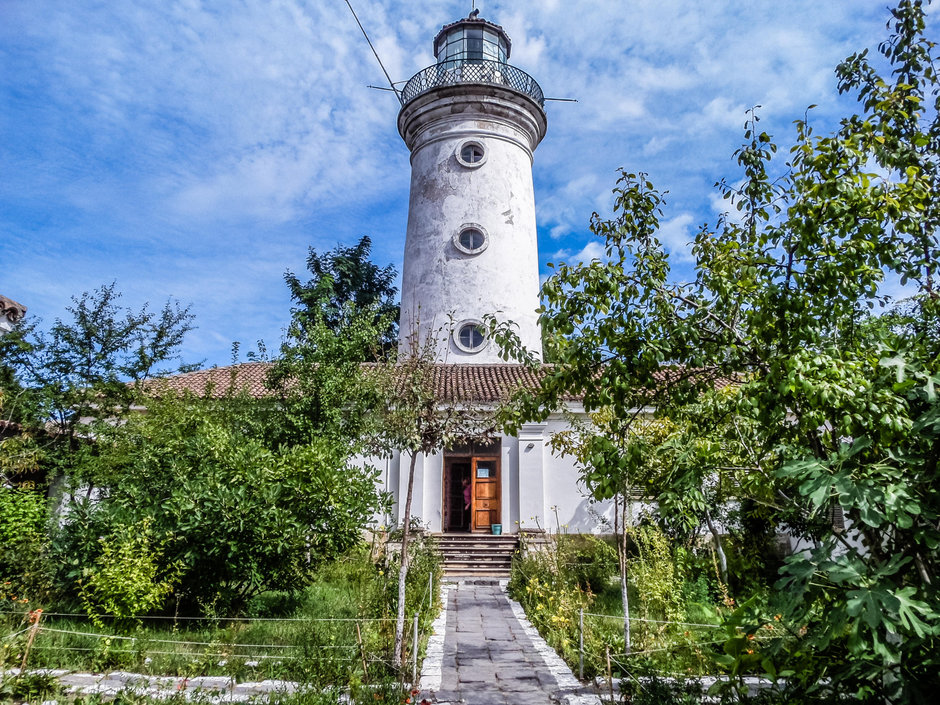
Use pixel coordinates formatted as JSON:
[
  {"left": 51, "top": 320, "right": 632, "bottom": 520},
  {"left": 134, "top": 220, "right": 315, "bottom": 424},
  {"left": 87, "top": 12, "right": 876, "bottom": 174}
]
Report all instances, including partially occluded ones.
[{"left": 397, "top": 14, "right": 547, "bottom": 363}]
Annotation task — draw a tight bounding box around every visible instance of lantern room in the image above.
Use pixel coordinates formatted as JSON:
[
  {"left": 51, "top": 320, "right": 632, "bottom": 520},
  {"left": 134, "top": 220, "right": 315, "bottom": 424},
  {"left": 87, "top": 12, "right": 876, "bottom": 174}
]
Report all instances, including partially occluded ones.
[{"left": 433, "top": 17, "right": 510, "bottom": 66}]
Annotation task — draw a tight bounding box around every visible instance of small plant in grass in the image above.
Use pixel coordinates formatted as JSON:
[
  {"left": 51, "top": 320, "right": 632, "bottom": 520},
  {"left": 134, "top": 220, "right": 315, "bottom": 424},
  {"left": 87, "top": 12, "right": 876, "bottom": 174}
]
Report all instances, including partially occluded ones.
[
  {"left": 0, "top": 670, "right": 60, "bottom": 704},
  {"left": 613, "top": 670, "right": 703, "bottom": 705}
]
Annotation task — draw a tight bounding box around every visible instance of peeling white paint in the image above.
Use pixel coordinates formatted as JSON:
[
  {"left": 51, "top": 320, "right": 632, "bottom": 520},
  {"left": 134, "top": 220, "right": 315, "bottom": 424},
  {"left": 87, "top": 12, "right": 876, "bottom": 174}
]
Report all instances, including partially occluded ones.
[{"left": 398, "top": 85, "right": 547, "bottom": 363}]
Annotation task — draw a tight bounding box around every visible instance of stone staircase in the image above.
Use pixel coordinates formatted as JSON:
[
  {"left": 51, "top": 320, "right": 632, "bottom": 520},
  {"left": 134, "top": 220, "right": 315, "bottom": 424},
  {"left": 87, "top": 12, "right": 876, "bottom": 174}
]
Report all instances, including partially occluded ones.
[{"left": 437, "top": 533, "right": 519, "bottom": 578}]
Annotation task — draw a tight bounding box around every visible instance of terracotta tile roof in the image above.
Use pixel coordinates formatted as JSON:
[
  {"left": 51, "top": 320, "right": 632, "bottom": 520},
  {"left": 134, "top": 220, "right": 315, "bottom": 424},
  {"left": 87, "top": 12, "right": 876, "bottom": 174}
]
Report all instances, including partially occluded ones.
[
  {"left": 368, "top": 363, "right": 583, "bottom": 404},
  {"left": 141, "top": 362, "right": 735, "bottom": 404},
  {"left": 142, "top": 362, "right": 575, "bottom": 403},
  {"left": 142, "top": 362, "right": 272, "bottom": 398},
  {"left": 432, "top": 363, "right": 557, "bottom": 403},
  {"left": 0, "top": 295, "right": 27, "bottom": 322}
]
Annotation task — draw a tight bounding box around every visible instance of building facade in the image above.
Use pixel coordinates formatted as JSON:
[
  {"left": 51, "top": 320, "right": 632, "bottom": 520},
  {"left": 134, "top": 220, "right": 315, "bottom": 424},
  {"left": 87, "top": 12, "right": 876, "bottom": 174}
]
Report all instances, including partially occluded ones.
[{"left": 388, "top": 15, "right": 603, "bottom": 535}]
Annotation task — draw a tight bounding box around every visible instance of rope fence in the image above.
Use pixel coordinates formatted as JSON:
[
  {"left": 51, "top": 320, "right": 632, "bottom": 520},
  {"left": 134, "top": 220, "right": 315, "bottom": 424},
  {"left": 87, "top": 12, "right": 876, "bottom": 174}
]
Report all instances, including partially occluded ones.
[
  {"left": 1, "top": 610, "right": 395, "bottom": 622},
  {"left": 1, "top": 569, "right": 439, "bottom": 686},
  {"left": 566, "top": 606, "right": 784, "bottom": 681}
]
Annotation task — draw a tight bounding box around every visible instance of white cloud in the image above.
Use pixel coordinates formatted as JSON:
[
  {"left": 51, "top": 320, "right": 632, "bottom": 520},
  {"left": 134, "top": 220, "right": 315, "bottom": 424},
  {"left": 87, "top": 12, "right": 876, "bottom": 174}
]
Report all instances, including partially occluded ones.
[
  {"left": 656, "top": 213, "right": 697, "bottom": 263},
  {"left": 567, "top": 240, "right": 607, "bottom": 264},
  {"left": 0, "top": 0, "right": 913, "bottom": 367}
]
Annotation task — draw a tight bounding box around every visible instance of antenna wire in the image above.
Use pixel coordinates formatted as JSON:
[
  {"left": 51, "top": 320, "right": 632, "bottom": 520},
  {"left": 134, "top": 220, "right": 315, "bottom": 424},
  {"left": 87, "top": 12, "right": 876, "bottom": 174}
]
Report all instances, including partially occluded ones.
[{"left": 344, "top": 0, "right": 402, "bottom": 103}]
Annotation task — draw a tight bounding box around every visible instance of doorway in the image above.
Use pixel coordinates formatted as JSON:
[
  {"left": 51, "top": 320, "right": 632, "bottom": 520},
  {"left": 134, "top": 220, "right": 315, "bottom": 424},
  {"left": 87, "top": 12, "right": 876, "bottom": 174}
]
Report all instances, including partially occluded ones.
[{"left": 442, "top": 439, "right": 501, "bottom": 533}]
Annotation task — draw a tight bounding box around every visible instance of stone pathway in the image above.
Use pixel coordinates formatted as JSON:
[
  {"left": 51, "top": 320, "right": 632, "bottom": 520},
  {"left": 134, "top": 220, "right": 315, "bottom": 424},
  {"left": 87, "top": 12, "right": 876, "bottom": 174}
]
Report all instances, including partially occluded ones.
[{"left": 419, "top": 580, "right": 599, "bottom": 705}]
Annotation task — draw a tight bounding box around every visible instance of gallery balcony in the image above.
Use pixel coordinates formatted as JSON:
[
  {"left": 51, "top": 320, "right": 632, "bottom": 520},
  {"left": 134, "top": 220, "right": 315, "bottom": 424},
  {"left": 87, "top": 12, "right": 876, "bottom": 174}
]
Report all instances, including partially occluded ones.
[{"left": 399, "top": 59, "right": 545, "bottom": 108}]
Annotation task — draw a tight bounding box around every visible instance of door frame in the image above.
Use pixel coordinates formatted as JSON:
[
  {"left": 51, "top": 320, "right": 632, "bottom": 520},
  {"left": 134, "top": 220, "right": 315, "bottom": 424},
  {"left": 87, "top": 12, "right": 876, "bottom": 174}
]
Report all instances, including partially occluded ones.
[
  {"left": 442, "top": 456, "right": 472, "bottom": 532},
  {"left": 442, "top": 452, "right": 501, "bottom": 533}
]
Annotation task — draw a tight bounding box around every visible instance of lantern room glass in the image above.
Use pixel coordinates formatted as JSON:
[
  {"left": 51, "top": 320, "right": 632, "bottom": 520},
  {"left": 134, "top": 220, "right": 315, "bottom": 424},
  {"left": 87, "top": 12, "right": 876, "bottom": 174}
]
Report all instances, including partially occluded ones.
[{"left": 435, "top": 24, "right": 508, "bottom": 66}]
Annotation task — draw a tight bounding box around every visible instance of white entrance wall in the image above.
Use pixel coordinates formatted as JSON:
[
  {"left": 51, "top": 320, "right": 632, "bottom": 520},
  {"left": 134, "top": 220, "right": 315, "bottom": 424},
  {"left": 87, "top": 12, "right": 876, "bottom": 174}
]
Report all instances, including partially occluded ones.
[{"left": 359, "top": 406, "right": 617, "bottom": 535}]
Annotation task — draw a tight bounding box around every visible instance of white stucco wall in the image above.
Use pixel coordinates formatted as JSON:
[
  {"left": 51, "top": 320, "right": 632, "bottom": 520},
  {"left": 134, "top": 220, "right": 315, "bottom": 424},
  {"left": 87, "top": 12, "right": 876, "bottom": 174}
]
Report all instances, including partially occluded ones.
[
  {"left": 361, "top": 406, "right": 620, "bottom": 536},
  {"left": 397, "top": 86, "right": 547, "bottom": 363}
]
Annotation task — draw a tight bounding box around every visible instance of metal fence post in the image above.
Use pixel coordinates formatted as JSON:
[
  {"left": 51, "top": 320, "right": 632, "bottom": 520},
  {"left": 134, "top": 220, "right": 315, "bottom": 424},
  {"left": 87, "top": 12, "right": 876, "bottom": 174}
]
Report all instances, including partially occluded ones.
[
  {"left": 429, "top": 572, "right": 434, "bottom": 612},
  {"left": 579, "top": 607, "right": 584, "bottom": 680}
]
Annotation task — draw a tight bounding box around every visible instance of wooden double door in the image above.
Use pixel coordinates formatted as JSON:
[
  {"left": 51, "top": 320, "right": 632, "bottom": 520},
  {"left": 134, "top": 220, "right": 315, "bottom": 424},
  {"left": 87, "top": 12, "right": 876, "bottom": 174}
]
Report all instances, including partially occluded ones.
[{"left": 443, "top": 452, "right": 500, "bottom": 533}]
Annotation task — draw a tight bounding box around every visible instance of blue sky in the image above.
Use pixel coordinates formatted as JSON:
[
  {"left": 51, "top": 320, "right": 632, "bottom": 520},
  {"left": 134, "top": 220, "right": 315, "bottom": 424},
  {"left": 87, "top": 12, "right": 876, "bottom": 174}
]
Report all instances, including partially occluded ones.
[{"left": 0, "top": 1, "right": 922, "bottom": 369}]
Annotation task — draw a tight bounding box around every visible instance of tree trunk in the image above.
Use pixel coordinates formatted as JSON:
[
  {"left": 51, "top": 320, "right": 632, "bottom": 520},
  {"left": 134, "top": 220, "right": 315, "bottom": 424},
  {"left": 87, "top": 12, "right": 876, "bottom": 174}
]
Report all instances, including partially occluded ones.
[
  {"left": 618, "top": 494, "right": 631, "bottom": 655},
  {"left": 393, "top": 451, "right": 419, "bottom": 669},
  {"left": 704, "top": 509, "right": 728, "bottom": 586}
]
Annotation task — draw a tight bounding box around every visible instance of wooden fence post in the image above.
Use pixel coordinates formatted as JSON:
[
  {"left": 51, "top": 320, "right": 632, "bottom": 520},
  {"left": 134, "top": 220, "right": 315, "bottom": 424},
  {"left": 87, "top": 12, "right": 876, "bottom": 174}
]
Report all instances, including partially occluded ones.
[{"left": 20, "top": 609, "right": 43, "bottom": 670}]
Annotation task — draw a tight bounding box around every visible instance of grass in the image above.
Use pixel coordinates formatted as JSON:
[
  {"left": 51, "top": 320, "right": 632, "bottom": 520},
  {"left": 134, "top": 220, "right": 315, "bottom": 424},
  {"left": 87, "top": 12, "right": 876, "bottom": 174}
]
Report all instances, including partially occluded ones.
[
  {"left": 1, "top": 545, "right": 442, "bottom": 691},
  {"left": 508, "top": 531, "right": 743, "bottom": 681},
  {"left": 0, "top": 672, "right": 412, "bottom": 705}
]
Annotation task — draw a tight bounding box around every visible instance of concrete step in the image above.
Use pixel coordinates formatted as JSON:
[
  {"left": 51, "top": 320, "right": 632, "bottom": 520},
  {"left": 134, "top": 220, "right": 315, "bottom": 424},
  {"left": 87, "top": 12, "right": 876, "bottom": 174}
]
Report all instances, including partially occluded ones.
[
  {"left": 438, "top": 542, "right": 518, "bottom": 553},
  {"left": 443, "top": 557, "right": 513, "bottom": 566},
  {"left": 435, "top": 534, "right": 519, "bottom": 577},
  {"left": 445, "top": 570, "right": 511, "bottom": 578}
]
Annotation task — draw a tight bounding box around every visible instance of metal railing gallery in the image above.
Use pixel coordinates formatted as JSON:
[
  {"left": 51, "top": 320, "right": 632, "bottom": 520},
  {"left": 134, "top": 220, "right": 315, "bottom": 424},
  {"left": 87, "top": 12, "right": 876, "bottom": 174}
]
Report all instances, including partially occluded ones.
[{"left": 400, "top": 59, "right": 545, "bottom": 107}]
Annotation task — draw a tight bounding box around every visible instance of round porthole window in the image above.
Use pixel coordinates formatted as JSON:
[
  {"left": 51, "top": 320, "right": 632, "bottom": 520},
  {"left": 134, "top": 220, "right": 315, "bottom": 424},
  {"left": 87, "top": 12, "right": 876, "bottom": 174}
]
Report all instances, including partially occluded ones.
[
  {"left": 454, "top": 224, "right": 488, "bottom": 255},
  {"left": 454, "top": 320, "right": 487, "bottom": 353},
  {"left": 456, "top": 140, "right": 486, "bottom": 168}
]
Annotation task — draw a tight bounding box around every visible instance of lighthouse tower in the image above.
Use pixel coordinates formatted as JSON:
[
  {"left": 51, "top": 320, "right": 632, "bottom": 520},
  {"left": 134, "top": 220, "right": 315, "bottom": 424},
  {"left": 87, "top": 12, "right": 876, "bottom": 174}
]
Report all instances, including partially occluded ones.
[{"left": 397, "top": 14, "right": 547, "bottom": 363}]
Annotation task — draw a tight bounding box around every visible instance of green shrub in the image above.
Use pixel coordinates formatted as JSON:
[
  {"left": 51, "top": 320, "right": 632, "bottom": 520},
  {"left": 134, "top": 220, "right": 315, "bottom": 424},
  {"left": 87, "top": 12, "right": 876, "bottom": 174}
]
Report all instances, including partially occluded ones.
[
  {"left": 0, "top": 484, "right": 53, "bottom": 604},
  {"left": 54, "top": 392, "right": 388, "bottom": 614},
  {"left": 78, "top": 517, "right": 181, "bottom": 628},
  {"left": 563, "top": 534, "right": 618, "bottom": 594}
]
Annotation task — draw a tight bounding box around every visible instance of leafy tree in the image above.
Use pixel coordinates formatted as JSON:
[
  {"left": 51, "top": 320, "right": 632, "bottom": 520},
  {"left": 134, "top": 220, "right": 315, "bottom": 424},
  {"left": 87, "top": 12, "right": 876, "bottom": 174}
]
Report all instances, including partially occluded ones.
[
  {"left": 265, "top": 300, "right": 391, "bottom": 448},
  {"left": 375, "top": 333, "right": 497, "bottom": 668},
  {"left": 514, "top": 1, "right": 939, "bottom": 700},
  {"left": 0, "top": 284, "right": 193, "bottom": 604},
  {"left": 57, "top": 389, "right": 387, "bottom": 613},
  {"left": 51, "top": 242, "right": 394, "bottom": 615},
  {"left": 284, "top": 235, "right": 399, "bottom": 354},
  {"left": 0, "top": 283, "right": 193, "bottom": 468}
]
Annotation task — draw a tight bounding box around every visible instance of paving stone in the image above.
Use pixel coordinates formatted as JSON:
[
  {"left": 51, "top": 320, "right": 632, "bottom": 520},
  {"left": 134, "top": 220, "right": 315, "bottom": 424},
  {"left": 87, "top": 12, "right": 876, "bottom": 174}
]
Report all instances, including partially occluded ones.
[
  {"left": 483, "top": 633, "right": 514, "bottom": 641},
  {"left": 456, "top": 667, "right": 494, "bottom": 683},
  {"left": 536, "top": 671, "right": 559, "bottom": 688},
  {"left": 508, "top": 692, "right": 554, "bottom": 705},
  {"left": 495, "top": 670, "right": 538, "bottom": 682},
  {"left": 461, "top": 687, "right": 508, "bottom": 705},
  {"left": 184, "top": 675, "right": 234, "bottom": 690}
]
